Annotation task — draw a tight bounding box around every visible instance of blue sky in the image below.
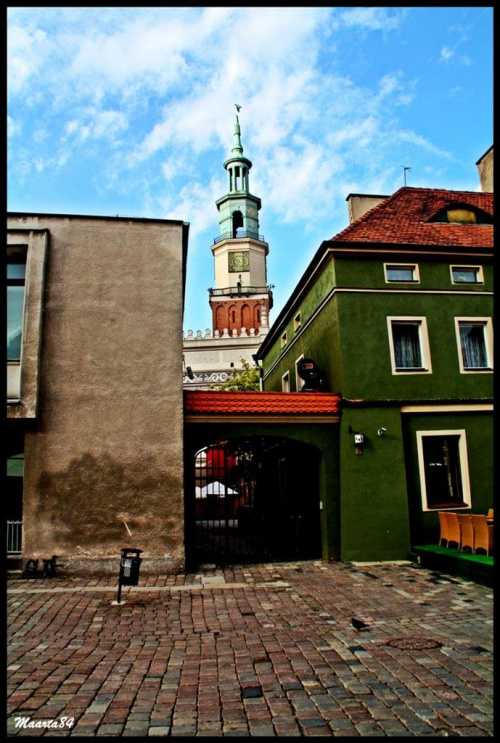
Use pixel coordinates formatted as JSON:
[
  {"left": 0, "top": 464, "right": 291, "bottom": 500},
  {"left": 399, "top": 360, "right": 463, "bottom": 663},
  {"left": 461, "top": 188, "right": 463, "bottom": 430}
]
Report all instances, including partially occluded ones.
[{"left": 7, "top": 7, "right": 493, "bottom": 333}]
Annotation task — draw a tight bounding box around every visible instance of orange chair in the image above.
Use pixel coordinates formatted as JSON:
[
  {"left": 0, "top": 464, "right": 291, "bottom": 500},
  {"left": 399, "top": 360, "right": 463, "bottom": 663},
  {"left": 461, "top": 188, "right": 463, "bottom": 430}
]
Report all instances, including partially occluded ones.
[
  {"left": 438, "top": 512, "right": 449, "bottom": 546},
  {"left": 457, "top": 514, "right": 474, "bottom": 553},
  {"left": 471, "top": 515, "right": 493, "bottom": 556},
  {"left": 444, "top": 512, "right": 461, "bottom": 549}
]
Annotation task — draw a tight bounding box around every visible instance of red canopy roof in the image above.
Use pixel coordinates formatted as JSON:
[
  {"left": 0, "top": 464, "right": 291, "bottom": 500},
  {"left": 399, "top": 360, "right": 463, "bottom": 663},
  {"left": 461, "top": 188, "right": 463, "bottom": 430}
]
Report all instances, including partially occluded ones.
[
  {"left": 331, "top": 187, "right": 493, "bottom": 248},
  {"left": 184, "top": 390, "right": 341, "bottom": 416}
]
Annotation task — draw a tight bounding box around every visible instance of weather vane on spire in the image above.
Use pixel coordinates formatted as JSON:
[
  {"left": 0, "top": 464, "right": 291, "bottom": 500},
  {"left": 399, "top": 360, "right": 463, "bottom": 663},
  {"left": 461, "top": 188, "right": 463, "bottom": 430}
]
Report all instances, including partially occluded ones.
[{"left": 235, "top": 104, "right": 242, "bottom": 112}]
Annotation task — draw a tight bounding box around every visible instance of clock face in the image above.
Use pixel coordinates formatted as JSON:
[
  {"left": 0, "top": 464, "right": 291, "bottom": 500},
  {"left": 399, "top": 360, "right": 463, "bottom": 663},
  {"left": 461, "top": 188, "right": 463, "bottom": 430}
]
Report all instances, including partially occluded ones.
[
  {"left": 248, "top": 208, "right": 256, "bottom": 217},
  {"left": 228, "top": 251, "right": 250, "bottom": 272}
]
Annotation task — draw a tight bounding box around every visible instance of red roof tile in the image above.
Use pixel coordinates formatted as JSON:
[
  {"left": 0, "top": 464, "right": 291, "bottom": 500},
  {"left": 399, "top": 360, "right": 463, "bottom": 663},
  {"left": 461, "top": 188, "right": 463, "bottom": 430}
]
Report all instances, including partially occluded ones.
[
  {"left": 331, "top": 187, "right": 493, "bottom": 248},
  {"left": 184, "top": 390, "right": 341, "bottom": 415}
]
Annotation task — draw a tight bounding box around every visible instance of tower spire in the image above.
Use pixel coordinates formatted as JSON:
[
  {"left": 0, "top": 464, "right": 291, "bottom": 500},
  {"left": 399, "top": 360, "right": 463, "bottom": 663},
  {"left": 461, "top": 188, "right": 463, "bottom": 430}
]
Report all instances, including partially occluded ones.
[
  {"left": 232, "top": 114, "right": 244, "bottom": 156},
  {"left": 209, "top": 108, "right": 272, "bottom": 339}
]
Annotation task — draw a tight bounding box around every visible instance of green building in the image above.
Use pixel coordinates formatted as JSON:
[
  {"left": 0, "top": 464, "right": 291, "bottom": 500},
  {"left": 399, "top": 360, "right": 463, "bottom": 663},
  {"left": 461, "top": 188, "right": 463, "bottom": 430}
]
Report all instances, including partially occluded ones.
[{"left": 256, "top": 182, "right": 493, "bottom": 562}]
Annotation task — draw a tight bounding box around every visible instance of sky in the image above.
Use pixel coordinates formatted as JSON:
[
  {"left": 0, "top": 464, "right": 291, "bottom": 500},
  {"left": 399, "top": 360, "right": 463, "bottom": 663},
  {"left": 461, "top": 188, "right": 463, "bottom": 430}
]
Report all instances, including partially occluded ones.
[{"left": 7, "top": 6, "right": 493, "bottom": 334}]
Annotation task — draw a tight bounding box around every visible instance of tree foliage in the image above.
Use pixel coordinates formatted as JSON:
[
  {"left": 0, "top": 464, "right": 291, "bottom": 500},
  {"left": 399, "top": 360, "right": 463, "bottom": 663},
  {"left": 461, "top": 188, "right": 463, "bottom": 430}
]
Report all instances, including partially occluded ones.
[{"left": 216, "top": 358, "right": 261, "bottom": 391}]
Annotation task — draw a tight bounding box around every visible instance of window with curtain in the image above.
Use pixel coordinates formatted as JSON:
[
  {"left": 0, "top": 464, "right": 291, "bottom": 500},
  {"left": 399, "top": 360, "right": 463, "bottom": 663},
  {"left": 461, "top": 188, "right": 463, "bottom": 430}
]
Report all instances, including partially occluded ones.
[
  {"left": 417, "top": 432, "right": 470, "bottom": 510},
  {"left": 392, "top": 322, "right": 423, "bottom": 369},
  {"left": 459, "top": 323, "right": 489, "bottom": 369}
]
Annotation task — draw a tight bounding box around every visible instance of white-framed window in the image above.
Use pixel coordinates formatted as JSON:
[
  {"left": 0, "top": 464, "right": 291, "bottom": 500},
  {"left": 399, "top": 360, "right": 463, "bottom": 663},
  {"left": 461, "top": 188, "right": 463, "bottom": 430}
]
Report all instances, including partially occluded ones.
[
  {"left": 295, "top": 354, "right": 304, "bottom": 391},
  {"left": 387, "top": 316, "right": 432, "bottom": 374},
  {"left": 281, "top": 331, "right": 287, "bottom": 348},
  {"left": 384, "top": 263, "right": 420, "bottom": 283},
  {"left": 294, "top": 312, "right": 301, "bottom": 332},
  {"left": 450, "top": 265, "right": 484, "bottom": 285},
  {"left": 416, "top": 430, "right": 471, "bottom": 511},
  {"left": 455, "top": 317, "right": 493, "bottom": 373},
  {"left": 282, "top": 371, "right": 290, "bottom": 392}
]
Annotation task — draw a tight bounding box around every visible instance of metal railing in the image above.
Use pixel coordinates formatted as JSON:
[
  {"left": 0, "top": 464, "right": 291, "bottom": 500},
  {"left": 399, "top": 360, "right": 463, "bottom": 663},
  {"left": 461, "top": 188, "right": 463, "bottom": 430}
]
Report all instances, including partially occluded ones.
[
  {"left": 208, "top": 285, "right": 273, "bottom": 297},
  {"left": 213, "top": 230, "right": 266, "bottom": 245},
  {"left": 7, "top": 520, "right": 22, "bottom": 554}
]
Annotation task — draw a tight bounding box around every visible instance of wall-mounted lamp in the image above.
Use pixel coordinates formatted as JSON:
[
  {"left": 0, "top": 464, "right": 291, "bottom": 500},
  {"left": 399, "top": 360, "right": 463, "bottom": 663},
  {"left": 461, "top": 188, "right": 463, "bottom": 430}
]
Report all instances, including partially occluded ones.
[
  {"left": 377, "top": 427, "right": 387, "bottom": 437},
  {"left": 348, "top": 426, "right": 365, "bottom": 455},
  {"left": 354, "top": 432, "right": 365, "bottom": 455}
]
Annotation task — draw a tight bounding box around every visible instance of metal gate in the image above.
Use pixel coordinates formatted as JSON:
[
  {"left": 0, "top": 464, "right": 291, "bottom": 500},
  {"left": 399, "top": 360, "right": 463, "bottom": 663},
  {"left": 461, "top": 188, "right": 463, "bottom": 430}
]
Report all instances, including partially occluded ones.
[{"left": 192, "top": 437, "right": 321, "bottom": 564}]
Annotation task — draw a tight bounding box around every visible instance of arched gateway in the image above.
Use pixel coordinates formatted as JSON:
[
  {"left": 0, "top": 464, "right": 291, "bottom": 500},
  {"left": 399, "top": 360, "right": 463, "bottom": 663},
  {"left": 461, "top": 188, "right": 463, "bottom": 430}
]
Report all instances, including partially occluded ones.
[{"left": 184, "top": 390, "right": 341, "bottom": 568}]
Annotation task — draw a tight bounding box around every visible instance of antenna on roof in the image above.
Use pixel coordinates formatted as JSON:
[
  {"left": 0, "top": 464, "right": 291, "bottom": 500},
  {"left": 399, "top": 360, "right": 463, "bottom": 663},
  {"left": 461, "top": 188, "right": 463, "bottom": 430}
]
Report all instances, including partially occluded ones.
[{"left": 402, "top": 166, "right": 411, "bottom": 186}]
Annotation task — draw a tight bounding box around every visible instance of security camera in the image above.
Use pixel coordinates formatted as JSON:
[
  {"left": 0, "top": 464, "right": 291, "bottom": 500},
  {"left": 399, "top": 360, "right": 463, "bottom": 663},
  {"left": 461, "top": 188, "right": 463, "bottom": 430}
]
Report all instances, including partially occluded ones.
[{"left": 378, "top": 427, "right": 387, "bottom": 437}]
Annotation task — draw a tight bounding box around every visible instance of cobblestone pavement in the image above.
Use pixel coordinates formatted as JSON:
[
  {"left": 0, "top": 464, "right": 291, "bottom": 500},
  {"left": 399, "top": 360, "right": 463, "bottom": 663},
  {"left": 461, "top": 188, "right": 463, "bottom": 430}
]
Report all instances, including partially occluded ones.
[{"left": 7, "top": 560, "right": 493, "bottom": 737}]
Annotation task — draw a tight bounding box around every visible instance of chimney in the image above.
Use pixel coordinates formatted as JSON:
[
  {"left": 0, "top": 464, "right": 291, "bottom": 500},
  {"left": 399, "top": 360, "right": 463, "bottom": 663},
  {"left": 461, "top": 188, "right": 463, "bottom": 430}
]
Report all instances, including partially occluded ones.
[
  {"left": 346, "top": 193, "right": 389, "bottom": 223},
  {"left": 476, "top": 146, "right": 493, "bottom": 192}
]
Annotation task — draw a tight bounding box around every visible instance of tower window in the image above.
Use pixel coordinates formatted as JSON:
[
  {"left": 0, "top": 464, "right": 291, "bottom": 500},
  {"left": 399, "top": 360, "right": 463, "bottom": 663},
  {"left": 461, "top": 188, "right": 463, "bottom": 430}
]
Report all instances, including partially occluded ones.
[{"left": 232, "top": 211, "right": 244, "bottom": 238}]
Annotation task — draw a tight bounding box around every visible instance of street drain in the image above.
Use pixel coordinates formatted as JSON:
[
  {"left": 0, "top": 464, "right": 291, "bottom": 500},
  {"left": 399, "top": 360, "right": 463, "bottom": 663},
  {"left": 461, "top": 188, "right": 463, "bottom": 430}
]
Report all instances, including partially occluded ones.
[
  {"left": 242, "top": 686, "right": 263, "bottom": 699},
  {"left": 385, "top": 637, "right": 442, "bottom": 650}
]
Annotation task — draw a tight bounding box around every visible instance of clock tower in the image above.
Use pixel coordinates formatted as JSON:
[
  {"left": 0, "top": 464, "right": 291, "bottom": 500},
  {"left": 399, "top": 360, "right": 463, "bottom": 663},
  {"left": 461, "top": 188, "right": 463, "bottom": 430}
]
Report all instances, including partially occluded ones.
[{"left": 209, "top": 110, "right": 273, "bottom": 336}]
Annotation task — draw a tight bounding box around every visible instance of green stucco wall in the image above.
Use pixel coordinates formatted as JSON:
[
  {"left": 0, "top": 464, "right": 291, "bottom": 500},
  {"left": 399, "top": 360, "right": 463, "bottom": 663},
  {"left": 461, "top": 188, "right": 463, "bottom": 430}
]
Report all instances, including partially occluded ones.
[
  {"left": 263, "top": 256, "right": 493, "bottom": 401},
  {"left": 259, "top": 250, "right": 493, "bottom": 563},
  {"left": 339, "top": 407, "right": 411, "bottom": 562}
]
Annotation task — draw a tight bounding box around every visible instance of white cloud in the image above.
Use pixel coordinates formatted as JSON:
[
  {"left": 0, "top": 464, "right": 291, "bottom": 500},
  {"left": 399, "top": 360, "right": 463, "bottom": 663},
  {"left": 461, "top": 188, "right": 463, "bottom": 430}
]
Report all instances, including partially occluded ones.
[
  {"left": 338, "top": 7, "right": 402, "bottom": 32},
  {"left": 440, "top": 46, "right": 455, "bottom": 63},
  {"left": 7, "top": 24, "right": 48, "bottom": 95},
  {"left": 7, "top": 115, "right": 19, "bottom": 138}
]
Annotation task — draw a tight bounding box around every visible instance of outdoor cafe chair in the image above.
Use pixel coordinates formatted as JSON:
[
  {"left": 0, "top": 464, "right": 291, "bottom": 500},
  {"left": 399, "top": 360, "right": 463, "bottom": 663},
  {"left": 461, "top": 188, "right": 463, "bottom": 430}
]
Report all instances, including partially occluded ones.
[
  {"left": 444, "top": 512, "right": 461, "bottom": 549},
  {"left": 438, "top": 511, "right": 449, "bottom": 547},
  {"left": 457, "top": 513, "right": 474, "bottom": 553},
  {"left": 471, "top": 514, "right": 493, "bottom": 556}
]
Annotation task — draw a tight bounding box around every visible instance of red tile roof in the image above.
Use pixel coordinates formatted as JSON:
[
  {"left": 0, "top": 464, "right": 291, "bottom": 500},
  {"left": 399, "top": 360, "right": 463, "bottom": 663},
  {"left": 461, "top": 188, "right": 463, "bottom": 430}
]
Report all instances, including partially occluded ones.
[
  {"left": 184, "top": 390, "right": 341, "bottom": 415},
  {"left": 331, "top": 187, "right": 493, "bottom": 248}
]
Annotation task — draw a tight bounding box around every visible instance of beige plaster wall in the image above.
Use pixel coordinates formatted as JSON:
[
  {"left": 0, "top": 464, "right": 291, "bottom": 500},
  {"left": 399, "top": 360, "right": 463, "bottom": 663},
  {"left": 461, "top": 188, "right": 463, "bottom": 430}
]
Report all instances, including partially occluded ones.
[
  {"left": 8, "top": 214, "right": 188, "bottom": 574},
  {"left": 477, "top": 146, "right": 493, "bottom": 193},
  {"left": 346, "top": 194, "right": 388, "bottom": 224}
]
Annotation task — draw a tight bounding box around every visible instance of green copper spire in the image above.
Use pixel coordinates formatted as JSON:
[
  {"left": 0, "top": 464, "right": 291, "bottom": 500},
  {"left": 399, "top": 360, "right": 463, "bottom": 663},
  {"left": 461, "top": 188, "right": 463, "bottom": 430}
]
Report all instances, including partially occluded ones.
[
  {"left": 216, "top": 105, "right": 262, "bottom": 241},
  {"left": 231, "top": 113, "right": 244, "bottom": 156}
]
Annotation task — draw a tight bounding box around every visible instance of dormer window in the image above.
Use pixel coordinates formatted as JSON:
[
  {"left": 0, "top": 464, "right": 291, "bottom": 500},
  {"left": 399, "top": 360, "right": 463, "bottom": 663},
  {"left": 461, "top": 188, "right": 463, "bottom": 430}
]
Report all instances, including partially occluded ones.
[
  {"left": 446, "top": 209, "right": 476, "bottom": 224},
  {"left": 428, "top": 203, "right": 493, "bottom": 225}
]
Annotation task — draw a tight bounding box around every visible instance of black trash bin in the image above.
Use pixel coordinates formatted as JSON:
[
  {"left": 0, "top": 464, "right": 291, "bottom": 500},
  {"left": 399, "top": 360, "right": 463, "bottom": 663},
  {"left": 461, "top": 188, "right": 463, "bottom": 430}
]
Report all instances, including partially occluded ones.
[
  {"left": 114, "top": 548, "right": 143, "bottom": 604},
  {"left": 120, "top": 548, "right": 143, "bottom": 586}
]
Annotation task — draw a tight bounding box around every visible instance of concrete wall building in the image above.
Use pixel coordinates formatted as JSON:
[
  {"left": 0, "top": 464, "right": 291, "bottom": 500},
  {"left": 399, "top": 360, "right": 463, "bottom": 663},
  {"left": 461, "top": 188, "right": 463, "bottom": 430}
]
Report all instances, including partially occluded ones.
[{"left": 7, "top": 214, "right": 189, "bottom": 574}]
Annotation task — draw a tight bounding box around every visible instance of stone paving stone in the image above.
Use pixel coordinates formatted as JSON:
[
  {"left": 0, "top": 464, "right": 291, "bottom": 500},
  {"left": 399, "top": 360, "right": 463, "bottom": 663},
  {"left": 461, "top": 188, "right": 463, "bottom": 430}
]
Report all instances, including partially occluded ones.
[{"left": 7, "top": 560, "right": 493, "bottom": 738}]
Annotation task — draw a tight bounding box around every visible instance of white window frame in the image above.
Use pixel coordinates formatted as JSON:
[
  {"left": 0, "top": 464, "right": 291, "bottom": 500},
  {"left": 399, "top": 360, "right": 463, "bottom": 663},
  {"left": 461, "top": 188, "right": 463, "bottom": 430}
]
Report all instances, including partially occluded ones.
[
  {"left": 295, "top": 354, "right": 304, "bottom": 391},
  {"left": 281, "top": 331, "right": 287, "bottom": 348},
  {"left": 281, "top": 371, "right": 290, "bottom": 392},
  {"left": 384, "top": 262, "right": 420, "bottom": 284},
  {"left": 454, "top": 317, "right": 493, "bottom": 373},
  {"left": 450, "top": 265, "right": 484, "bottom": 285},
  {"left": 416, "top": 429, "right": 471, "bottom": 512},
  {"left": 294, "top": 312, "right": 302, "bottom": 332},
  {"left": 387, "top": 316, "right": 432, "bottom": 375}
]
